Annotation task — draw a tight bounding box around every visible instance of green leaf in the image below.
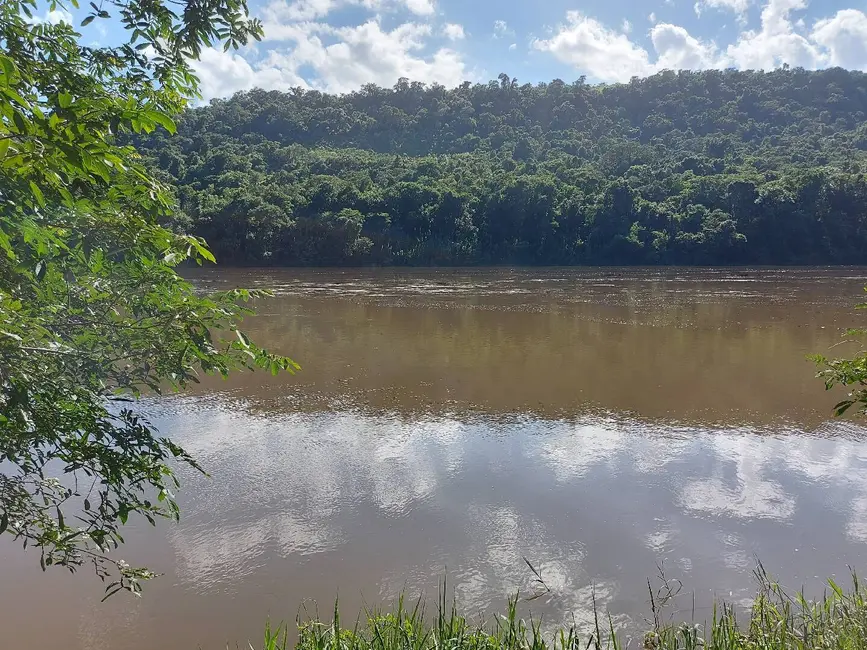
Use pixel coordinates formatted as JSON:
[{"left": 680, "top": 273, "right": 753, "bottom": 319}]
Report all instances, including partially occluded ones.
[
  {"left": 57, "top": 92, "right": 73, "bottom": 108},
  {"left": 101, "top": 585, "right": 123, "bottom": 602},
  {"left": 146, "top": 110, "right": 176, "bottom": 135},
  {"left": 81, "top": 15, "right": 95, "bottom": 26},
  {"left": 0, "top": 228, "right": 12, "bottom": 258},
  {"left": 0, "top": 86, "right": 29, "bottom": 108},
  {"left": 28, "top": 181, "right": 45, "bottom": 208},
  {"left": 57, "top": 185, "right": 74, "bottom": 206},
  {"left": 0, "top": 56, "right": 15, "bottom": 80},
  {"left": 12, "top": 111, "right": 28, "bottom": 134},
  {"left": 834, "top": 400, "right": 854, "bottom": 417},
  {"left": 0, "top": 512, "right": 8, "bottom": 535},
  {"left": 185, "top": 236, "right": 216, "bottom": 263}
]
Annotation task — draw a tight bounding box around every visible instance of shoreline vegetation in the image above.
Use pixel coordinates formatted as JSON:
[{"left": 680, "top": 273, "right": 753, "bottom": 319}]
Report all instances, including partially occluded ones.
[
  {"left": 257, "top": 569, "right": 867, "bottom": 650},
  {"left": 138, "top": 69, "right": 867, "bottom": 269}
]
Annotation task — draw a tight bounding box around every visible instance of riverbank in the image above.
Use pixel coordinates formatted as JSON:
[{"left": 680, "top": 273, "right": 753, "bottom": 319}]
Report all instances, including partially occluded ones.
[{"left": 261, "top": 570, "right": 867, "bottom": 650}]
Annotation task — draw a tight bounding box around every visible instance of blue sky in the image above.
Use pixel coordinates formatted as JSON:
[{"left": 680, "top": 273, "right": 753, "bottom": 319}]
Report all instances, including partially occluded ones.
[{"left": 37, "top": 0, "right": 867, "bottom": 99}]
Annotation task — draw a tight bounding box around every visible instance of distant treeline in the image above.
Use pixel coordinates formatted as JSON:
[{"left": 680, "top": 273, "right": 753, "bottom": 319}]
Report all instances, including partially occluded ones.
[{"left": 137, "top": 67, "right": 867, "bottom": 266}]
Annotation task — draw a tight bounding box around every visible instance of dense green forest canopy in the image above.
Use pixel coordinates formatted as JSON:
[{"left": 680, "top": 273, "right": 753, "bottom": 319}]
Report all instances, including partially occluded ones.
[{"left": 138, "top": 67, "right": 867, "bottom": 266}]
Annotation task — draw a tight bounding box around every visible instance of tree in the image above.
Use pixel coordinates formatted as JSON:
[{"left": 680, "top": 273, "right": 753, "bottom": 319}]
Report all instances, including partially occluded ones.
[
  {"left": 0, "top": 0, "right": 298, "bottom": 598},
  {"left": 127, "top": 68, "right": 867, "bottom": 268}
]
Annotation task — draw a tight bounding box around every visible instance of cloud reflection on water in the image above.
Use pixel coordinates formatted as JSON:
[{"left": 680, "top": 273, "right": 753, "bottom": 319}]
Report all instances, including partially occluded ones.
[{"left": 147, "top": 397, "right": 867, "bottom": 633}]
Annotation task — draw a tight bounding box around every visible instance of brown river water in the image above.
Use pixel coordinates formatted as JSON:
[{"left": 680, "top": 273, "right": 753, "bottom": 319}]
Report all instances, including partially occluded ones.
[{"left": 4, "top": 267, "right": 867, "bottom": 648}]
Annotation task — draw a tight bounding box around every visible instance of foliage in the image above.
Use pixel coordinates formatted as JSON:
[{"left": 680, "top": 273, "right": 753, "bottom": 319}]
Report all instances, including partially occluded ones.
[
  {"left": 257, "top": 570, "right": 867, "bottom": 650},
  {"left": 814, "top": 290, "right": 867, "bottom": 418},
  {"left": 0, "top": 0, "right": 297, "bottom": 598},
  {"left": 137, "top": 68, "right": 867, "bottom": 266}
]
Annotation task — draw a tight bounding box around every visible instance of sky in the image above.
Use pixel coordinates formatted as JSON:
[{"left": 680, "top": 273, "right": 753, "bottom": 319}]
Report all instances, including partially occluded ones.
[{"left": 40, "top": 0, "right": 867, "bottom": 101}]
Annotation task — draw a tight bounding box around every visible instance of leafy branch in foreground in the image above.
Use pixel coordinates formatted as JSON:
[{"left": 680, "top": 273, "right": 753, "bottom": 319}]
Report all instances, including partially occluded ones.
[
  {"left": 1, "top": 0, "right": 295, "bottom": 598},
  {"left": 813, "top": 288, "right": 867, "bottom": 418}
]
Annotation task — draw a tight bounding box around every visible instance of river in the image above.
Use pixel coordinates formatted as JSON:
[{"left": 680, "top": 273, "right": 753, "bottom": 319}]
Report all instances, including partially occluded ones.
[{"left": 3, "top": 267, "right": 867, "bottom": 649}]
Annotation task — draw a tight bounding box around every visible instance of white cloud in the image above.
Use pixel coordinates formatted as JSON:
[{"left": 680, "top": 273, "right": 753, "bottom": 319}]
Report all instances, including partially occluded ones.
[
  {"left": 259, "top": 18, "right": 316, "bottom": 43},
  {"left": 532, "top": 12, "right": 653, "bottom": 81},
  {"left": 263, "top": 0, "right": 432, "bottom": 21},
  {"left": 265, "top": 0, "right": 335, "bottom": 21},
  {"left": 442, "top": 23, "right": 465, "bottom": 40},
  {"left": 194, "top": 0, "right": 867, "bottom": 100},
  {"left": 191, "top": 47, "right": 308, "bottom": 100},
  {"left": 318, "top": 21, "right": 469, "bottom": 91},
  {"left": 195, "top": 19, "right": 472, "bottom": 99},
  {"left": 533, "top": 13, "right": 724, "bottom": 82},
  {"left": 301, "top": 21, "right": 469, "bottom": 92},
  {"left": 726, "top": 0, "right": 822, "bottom": 69},
  {"left": 47, "top": 9, "right": 73, "bottom": 24},
  {"left": 404, "top": 0, "right": 435, "bottom": 16},
  {"left": 29, "top": 8, "right": 73, "bottom": 25},
  {"left": 493, "top": 19, "right": 514, "bottom": 38},
  {"left": 811, "top": 9, "right": 867, "bottom": 69},
  {"left": 649, "top": 12, "right": 658, "bottom": 24},
  {"left": 697, "top": 0, "right": 751, "bottom": 19},
  {"left": 652, "top": 23, "right": 719, "bottom": 69},
  {"left": 535, "top": 1, "right": 867, "bottom": 83}
]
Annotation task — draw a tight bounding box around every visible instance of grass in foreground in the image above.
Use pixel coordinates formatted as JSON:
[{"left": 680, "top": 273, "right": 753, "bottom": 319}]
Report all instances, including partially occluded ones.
[{"left": 256, "top": 568, "right": 867, "bottom": 650}]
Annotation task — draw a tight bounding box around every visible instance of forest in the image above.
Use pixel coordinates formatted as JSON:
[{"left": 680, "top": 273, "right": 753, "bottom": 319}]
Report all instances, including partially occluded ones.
[{"left": 137, "top": 67, "right": 867, "bottom": 266}]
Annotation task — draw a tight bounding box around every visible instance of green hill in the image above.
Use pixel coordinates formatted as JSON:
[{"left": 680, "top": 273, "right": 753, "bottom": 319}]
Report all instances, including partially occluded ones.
[{"left": 138, "top": 67, "right": 867, "bottom": 266}]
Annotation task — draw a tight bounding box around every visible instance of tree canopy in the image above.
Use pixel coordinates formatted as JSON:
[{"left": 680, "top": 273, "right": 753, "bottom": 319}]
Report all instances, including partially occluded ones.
[
  {"left": 135, "top": 68, "right": 867, "bottom": 266},
  {"left": 0, "top": 0, "right": 296, "bottom": 597}
]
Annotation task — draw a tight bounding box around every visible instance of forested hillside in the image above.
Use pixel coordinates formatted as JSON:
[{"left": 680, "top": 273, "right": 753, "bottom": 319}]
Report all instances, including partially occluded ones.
[{"left": 138, "top": 67, "right": 867, "bottom": 266}]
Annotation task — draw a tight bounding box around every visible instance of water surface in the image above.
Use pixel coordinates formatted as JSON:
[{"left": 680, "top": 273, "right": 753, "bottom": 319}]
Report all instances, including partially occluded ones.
[{"left": 3, "top": 267, "right": 867, "bottom": 649}]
